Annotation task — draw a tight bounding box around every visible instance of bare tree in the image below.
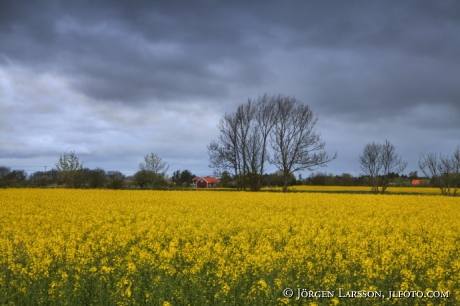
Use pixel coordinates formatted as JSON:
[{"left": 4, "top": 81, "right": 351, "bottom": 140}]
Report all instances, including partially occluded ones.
[
  {"left": 419, "top": 145, "right": 460, "bottom": 196},
  {"left": 453, "top": 145, "right": 460, "bottom": 195},
  {"left": 208, "top": 112, "right": 242, "bottom": 189},
  {"left": 359, "top": 140, "right": 407, "bottom": 193},
  {"left": 269, "top": 96, "right": 337, "bottom": 192},
  {"left": 254, "top": 94, "right": 277, "bottom": 190},
  {"left": 418, "top": 153, "right": 441, "bottom": 190},
  {"left": 208, "top": 96, "right": 274, "bottom": 191},
  {"left": 139, "top": 153, "right": 169, "bottom": 188},
  {"left": 380, "top": 140, "right": 408, "bottom": 192},
  {"left": 359, "top": 142, "right": 382, "bottom": 193}
]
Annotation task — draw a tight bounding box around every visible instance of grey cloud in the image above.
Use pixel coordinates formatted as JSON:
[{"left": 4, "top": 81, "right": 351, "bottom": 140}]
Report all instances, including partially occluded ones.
[
  {"left": 1, "top": 1, "right": 269, "bottom": 107},
  {"left": 1, "top": 0, "right": 459, "bottom": 175}
]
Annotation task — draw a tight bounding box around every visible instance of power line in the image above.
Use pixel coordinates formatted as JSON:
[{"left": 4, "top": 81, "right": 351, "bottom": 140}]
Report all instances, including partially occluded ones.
[
  {"left": 3, "top": 165, "right": 137, "bottom": 176},
  {"left": 6, "top": 166, "right": 49, "bottom": 167},
  {"left": 6, "top": 166, "right": 53, "bottom": 171}
]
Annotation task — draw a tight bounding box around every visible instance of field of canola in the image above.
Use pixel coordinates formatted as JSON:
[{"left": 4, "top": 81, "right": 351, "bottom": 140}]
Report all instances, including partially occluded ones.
[{"left": 1, "top": 189, "right": 459, "bottom": 305}]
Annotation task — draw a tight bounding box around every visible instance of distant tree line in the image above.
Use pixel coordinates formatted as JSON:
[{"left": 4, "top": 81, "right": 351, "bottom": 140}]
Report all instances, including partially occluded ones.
[
  {"left": 304, "top": 171, "right": 420, "bottom": 187},
  {"left": 215, "top": 169, "right": 417, "bottom": 189},
  {"left": 0, "top": 151, "right": 191, "bottom": 190},
  {"left": 171, "top": 169, "right": 196, "bottom": 187},
  {"left": 2, "top": 144, "right": 459, "bottom": 195},
  {"left": 0, "top": 166, "right": 28, "bottom": 187}
]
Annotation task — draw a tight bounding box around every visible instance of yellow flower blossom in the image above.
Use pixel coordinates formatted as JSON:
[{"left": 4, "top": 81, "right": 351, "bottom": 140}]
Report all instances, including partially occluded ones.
[{"left": 0, "top": 189, "right": 458, "bottom": 305}]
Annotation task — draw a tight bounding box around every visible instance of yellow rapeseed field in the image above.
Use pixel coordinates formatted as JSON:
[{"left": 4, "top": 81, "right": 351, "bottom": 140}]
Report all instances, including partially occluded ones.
[{"left": 0, "top": 189, "right": 459, "bottom": 305}]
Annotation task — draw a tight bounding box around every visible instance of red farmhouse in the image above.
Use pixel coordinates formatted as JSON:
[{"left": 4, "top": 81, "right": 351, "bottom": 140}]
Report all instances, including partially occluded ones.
[
  {"left": 411, "top": 179, "right": 429, "bottom": 186},
  {"left": 192, "top": 176, "right": 220, "bottom": 188}
]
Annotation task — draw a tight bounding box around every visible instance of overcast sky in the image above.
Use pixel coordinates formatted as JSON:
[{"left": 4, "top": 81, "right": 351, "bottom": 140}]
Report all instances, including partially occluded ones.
[{"left": 1, "top": 0, "right": 459, "bottom": 178}]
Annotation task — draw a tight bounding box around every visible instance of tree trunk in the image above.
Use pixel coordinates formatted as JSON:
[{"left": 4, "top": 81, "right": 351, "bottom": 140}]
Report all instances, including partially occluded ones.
[{"left": 282, "top": 171, "right": 289, "bottom": 193}]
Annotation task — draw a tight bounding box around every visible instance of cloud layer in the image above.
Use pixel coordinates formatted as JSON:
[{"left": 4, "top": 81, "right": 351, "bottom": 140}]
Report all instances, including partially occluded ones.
[{"left": 1, "top": 0, "right": 459, "bottom": 176}]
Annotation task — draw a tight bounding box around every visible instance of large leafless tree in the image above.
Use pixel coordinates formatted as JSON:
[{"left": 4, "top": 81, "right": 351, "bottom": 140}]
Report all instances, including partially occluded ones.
[
  {"left": 209, "top": 94, "right": 336, "bottom": 192},
  {"left": 359, "top": 140, "right": 407, "bottom": 193},
  {"left": 269, "top": 96, "right": 336, "bottom": 192},
  {"left": 209, "top": 95, "right": 277, "bottom": 190}
]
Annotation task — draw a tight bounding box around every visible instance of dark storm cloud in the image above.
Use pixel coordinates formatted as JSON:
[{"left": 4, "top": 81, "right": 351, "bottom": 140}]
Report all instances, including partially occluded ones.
[
  {"left": 258, "top": 0, "right": 460, "bottom": 124},
  {"left": 0, "top": 0, "right": 270, "bottom": 106},
  {"left": 2, "top": 1, "right": 460, "bottom": 113}
]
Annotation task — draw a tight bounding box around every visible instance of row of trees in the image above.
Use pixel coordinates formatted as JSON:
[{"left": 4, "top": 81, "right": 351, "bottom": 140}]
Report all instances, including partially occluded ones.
[
  {"left": 216, "top": 170, "right": 418, "bottom": 189},
  {"left": 0, "top": 162, "right": 416, "bottom": 190},
  {"left": 52, "top": 151, "right": 128, "bottom": 188},
  {"left": 302, "top": 172, "right": 412, "bottom": 187},
  {"left": 171, "top": 169, "right": 196, "bottom": 187},
  {"left": 0, "top": 151, "right": 175, "bottom": 189},
  {"left": 2, "top": 145, "right": 458, "bottom": 195},
  {"left": 208, "top": 94, "right": 336, "bottom": 192},
  {"left": 0, "top": 165, "right": 126, "bottom": 189},
  {"left": 0, "top": 167, "right": 28, "bottom": 187},
  {"left": 54, "top": 151, "right": 173, "bottom": 189}
]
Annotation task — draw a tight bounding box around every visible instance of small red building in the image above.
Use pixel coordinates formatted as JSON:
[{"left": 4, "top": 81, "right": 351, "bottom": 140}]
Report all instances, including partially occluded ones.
[
  {"left": 411, "top": 179, "right": 430, "bottom": 186},
  {"left": 192, "top": 176, "right": 220, "bottom": 188}
]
